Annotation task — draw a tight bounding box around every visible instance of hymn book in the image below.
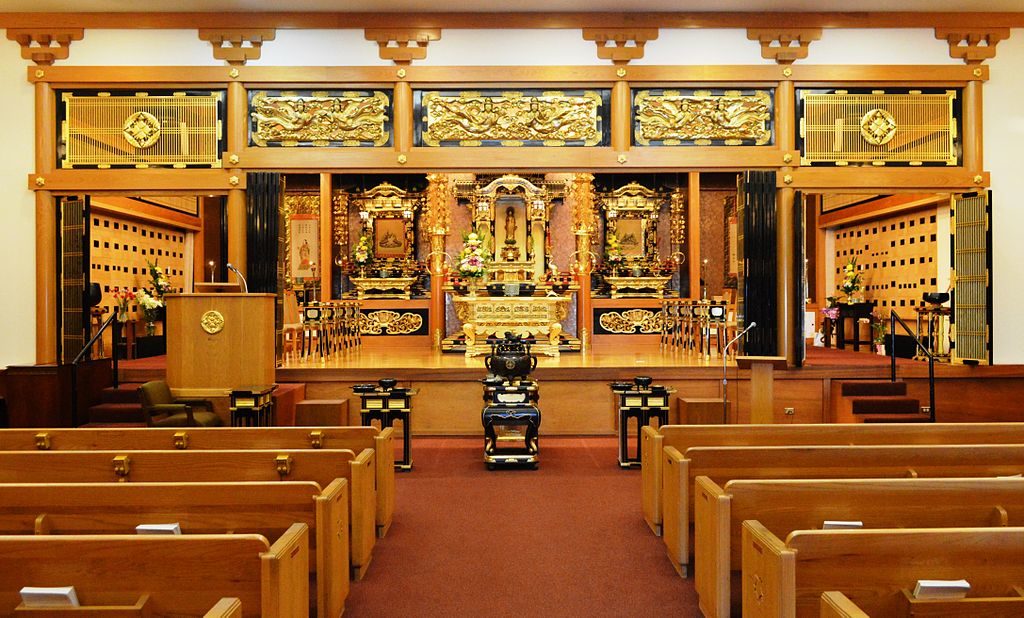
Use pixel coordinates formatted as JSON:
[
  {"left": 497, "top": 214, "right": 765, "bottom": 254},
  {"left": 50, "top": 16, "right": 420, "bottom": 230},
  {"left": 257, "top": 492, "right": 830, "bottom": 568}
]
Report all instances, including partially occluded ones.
[{"left": 19, "top": 586, "right": 80, "bottom": 607}]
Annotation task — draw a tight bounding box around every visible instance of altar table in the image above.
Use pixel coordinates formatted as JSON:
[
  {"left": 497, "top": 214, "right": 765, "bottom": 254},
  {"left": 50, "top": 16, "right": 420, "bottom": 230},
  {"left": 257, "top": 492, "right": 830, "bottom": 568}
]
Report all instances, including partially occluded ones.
[{"left": 453, "top": 295, "right": 570, "bottom": 357}]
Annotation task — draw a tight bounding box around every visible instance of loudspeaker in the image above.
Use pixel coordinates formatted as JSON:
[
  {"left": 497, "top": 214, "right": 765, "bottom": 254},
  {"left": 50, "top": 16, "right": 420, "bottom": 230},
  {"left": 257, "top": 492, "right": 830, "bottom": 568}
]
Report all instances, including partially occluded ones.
[{"left": 86, "top": 282, "right": 102, "bottom": 308}]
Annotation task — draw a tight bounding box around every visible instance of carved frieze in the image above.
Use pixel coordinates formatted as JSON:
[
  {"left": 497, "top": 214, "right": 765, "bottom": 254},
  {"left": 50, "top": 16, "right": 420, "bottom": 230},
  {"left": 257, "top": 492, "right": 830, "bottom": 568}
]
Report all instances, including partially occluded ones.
[
  {"left": 249, "top": 90, "right": 390, "bottom": 147},
  {"left": 360, "top": 310, "right": 424, "bottom": 335},
  {"left": 598, "top": 309, "right": 663, "bottom": 334},
  {"left": 420, "top": 90, "right": 605, "bottom": 147},
  {"left": 634, "top": 90, "right": 773, "bottom": 146},
  {"left": 799, "top": 89, "right": 958, "bottom": 166}
]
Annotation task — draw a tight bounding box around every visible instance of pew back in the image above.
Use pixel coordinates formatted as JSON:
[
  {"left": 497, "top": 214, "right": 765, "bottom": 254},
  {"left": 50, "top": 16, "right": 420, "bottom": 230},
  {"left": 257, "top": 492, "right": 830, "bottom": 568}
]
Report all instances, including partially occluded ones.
[
  {"left": 742, "top": 522, "right": 1024, "bottom": 617},
  {"left": 0, "top": 449, "right": 376, "bottom": 580},
  {"left": 0, "top": 481, "right": 348, "bottom": 618},
  {"left": 663, "top": 443, "right": 1024, "bottom": 578},
  {"left": 0, "top": 426, "right": 395, "bottom": 537},
  {"left": 0, "top": 525, "right": 308, "bottom": 617},
  {"left": 641, "top": 422, "right": 1024, "bottom": 534},
  {"left": 695, "top": 476, "right": 1024, "bottom": 618}
]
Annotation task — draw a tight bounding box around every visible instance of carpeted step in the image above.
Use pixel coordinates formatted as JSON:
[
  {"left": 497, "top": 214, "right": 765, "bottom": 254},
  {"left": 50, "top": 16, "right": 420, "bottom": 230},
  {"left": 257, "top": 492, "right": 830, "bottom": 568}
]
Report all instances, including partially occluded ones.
[
  {"left": 849, "top": 396, "right": 921, "bottom": 416},
  {"left": 99, "top": 383, "right": 144, "bottom": 404},
  {"left": 840, "top": 380, "right": 907, "bottom": 397},
  {"left": 86, "top": 402, "right": 144, "bottom": 425}
]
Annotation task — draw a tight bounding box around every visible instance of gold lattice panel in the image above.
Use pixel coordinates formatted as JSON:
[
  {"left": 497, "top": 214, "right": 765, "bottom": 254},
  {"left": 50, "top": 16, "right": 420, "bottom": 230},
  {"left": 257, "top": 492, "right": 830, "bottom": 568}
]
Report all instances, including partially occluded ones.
[
  {"left": 419, "top": 90, "right": 605, "bottom": 147},
  {"left": 800, "top": 90, "right": 957, "bottom": 166},
  {"left": 833, "top": 209, "right": 939, "bottom": 320},
  {"left": 952, "top": 193, "right": 990, "bottom": 364},
  {"left": 62, "top": 92, "right": 222, "bottom": 169}
]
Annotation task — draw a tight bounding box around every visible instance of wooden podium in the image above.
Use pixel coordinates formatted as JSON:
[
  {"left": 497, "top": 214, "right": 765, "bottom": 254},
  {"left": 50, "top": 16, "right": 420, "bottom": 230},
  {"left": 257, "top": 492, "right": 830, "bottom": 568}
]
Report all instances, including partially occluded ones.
[{"left": 165, "top": 293, "right": 275, "bottom": 397}]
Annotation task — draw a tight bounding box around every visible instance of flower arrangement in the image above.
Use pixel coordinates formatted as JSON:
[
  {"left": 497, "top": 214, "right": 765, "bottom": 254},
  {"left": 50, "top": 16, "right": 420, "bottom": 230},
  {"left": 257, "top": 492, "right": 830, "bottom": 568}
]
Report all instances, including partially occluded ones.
[
  {"left": 820, "top": 306, "right": 839, "bottom": 322},
  {"left": 136, "top": 288, "right": 164, "bottom": 335},
  {"left": 871, "top": 310, "right": 888, "bottom": 345},
  {"left": 838, "top": 256, "right": 863, "bottom": 301},
  {"left": 605, "top": 231, "right": 624, "bottom": 264},
  {"left": 146, "top": 259, "right": 172, "bottom": 299},
  {"left": 457, "top": 232, "right": 487, "bottom": 278},
  {"left": 353, "top": 234, "right": 373, "bottom": 266},
  {"left": 111, "top": 287, "right": 135, "bottom": 322}
]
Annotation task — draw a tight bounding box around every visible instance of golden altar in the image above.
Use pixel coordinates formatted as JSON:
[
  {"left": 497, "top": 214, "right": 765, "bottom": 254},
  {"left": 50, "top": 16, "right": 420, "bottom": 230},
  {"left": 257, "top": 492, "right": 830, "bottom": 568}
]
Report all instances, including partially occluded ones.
[{"left": 453, "top": 295, "right": 570, "bottom": 357}]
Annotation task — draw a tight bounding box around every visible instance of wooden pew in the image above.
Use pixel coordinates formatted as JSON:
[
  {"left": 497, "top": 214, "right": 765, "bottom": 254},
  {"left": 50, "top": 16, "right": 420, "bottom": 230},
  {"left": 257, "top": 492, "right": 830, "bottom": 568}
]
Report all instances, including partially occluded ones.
[
  {"left": 0, "top": 525, "right": 308, "bottom": 617},
  {"left": 820, "top": 592, "right": 870, "bottom": 618},
  {"left": 695, "top": 476, "right": 1024, "bottom": 618},
  {"left": 0, "top": 449, "right": 376, "bottom": 580},
  {"left": 663, "top": 443, "right": 1024, "bottom": 578},
  {"left": 0, "top": 426, "right": 396, "bottom": 538},
  {"left": 742, "top": 522, "right": 1024, "bottom": 617},
  {"left": 205, "top": 597, "right": 244, "bottom": 618},
  {"left": 0, "top": 481, "right": 348, "bottom": 618},
  {"left": 641, "top": 422, "right": 1024, "bottom": 535}
]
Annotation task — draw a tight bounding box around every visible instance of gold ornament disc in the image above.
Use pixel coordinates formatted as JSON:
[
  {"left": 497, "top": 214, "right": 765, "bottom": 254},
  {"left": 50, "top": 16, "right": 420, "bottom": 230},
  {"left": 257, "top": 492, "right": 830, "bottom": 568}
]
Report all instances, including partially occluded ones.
[
  {"left": 859, "top": 108, "right": 897, "bottom": 146},
  {"left": 122, "top": 111, "right": 162, "bottom": 149},
  {"left": 200, "top": 310, "right": 225, "bottom": 334}
]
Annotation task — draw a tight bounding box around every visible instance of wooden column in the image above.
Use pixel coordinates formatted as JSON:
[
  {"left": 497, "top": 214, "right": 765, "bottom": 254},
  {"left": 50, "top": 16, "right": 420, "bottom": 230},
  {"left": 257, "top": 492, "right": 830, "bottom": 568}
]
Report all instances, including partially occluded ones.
[
  {"left": 962, "top": 78, "right": 984, "bottom": 171},
  {"left": 226, "top": 188, "right": 246, "bottom": 279},
  {"left": 687, "top": 172, "right": 701, "bottom": 298},
  {"left": 393, "top": 81, "right": 414, "bottom": 154},
  {"left": 34, "top": 80, "right": 57, "bottom": 364},
  {"left": 776, "top": 78, "right": 796, "bottom": 365},
  {"left": 319, "top": 173, "right": 333, "bottom": 300},
  {"left": 225, "top": 81, "right": 246, "bottom": 157},
  {"left": 192, "top": 200, "right": 206, "bottom": 287},
  {"left": 610, "top": 79, "right": 631, "bottom": 152}
]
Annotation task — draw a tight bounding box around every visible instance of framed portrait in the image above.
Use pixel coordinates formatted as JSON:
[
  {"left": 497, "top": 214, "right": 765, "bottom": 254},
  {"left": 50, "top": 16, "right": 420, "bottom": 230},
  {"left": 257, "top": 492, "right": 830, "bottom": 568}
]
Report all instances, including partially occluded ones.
[
  {"left": 290, "top": 214, "right": 319, "bottom": 280},
  {"left": 373, "top": 217, "right": 410, "bottom": 259},
  {"left": 615, "top": 218, "right": 646, "bottom": 258}
]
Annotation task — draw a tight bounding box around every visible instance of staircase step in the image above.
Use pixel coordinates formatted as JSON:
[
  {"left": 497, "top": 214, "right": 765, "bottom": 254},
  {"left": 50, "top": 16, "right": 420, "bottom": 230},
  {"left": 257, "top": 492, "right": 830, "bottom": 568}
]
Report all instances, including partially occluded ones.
[
  {"left": 99, "top": 383, "right": 144, "bottom": 404},
  {"left": 849, "top": 396, "right": 921, "bottom": 416},
  {"left": 87, "top": 402, "right": 144, "bottom": 425},
  {"left": 840, "top": 381, "right": 908, "bottom": 397}
]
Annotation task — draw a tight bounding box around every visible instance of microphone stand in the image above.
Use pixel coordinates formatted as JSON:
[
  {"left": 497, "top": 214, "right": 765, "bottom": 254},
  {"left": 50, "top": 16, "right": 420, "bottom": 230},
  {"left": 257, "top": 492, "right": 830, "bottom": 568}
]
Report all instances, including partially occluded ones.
[
  {"left": 226, "top": 263, "right": 249, "bottom": 294},
  {"left": 722, "top": 322, "right": 756, "bottom": 423}
]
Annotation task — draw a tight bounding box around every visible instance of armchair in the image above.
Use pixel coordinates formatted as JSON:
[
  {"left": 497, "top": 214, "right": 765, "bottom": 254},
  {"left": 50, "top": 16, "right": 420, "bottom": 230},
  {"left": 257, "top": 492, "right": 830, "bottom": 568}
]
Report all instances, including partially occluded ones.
[{"left": 137, "top": 380, "right": 223, "bottom": 427}]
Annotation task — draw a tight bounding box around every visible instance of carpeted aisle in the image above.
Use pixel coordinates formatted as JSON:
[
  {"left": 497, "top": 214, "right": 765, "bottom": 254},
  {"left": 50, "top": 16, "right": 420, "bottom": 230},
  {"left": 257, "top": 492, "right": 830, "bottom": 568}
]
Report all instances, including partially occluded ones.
[{"left": 346, "top": 436, "right": 699, "bottom": 617}]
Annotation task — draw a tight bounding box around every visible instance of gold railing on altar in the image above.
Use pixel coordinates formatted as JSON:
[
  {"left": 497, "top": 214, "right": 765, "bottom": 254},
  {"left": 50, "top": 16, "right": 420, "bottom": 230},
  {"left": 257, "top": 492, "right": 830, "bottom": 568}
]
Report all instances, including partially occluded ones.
[
  {"left": 61, "top": 92, "right": 222, "bottom": 168},
  {"left": 799, "top": 89, "right": 958, "bottom": 166}
]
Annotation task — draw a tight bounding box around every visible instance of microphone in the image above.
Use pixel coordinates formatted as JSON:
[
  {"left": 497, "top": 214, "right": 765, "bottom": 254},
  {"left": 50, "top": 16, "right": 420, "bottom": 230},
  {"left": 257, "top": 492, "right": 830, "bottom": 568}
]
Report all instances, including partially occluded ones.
[
  {"left": 723, "top": 321, "right": 757, "bottom": 422},
  {"left": 226, "top": 262, "right": 249, "bottom": 293}
]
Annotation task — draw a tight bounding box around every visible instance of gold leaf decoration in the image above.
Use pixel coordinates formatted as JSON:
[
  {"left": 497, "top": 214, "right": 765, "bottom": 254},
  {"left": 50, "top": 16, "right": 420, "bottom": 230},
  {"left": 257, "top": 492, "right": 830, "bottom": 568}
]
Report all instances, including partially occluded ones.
[
  {"left": 421, "top": 91, "right": 603, "bottom": 147},
  {"left": 598, "top": 309, "right": 663, "bottom": 334},
  {"left": 360, "top": 310, "right": 423, "bottom": 335},
  {"left": 634, "top": 90, "right": 772, "bottom": 146},
  {"left": 249, "top": 91, "right": 390, "bottom": 147}
]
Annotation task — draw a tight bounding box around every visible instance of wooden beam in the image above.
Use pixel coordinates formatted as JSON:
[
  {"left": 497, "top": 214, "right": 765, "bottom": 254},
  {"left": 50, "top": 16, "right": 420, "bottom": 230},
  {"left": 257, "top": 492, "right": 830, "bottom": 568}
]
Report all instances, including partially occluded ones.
[
  {"left": 782, "top": 169, "right": 989, "bottom": 192},
  {"left": 3, "top": 12, "right": 1024, "bottom": 30},
  {"left": 27, "top": 170, "right": 246, "bottom": 193},
  {"left": 818, "top": 193, "right": 945, "bottom": 228},
  {"left": 89, "top": 196, "right": 203, "bottom": 231}
]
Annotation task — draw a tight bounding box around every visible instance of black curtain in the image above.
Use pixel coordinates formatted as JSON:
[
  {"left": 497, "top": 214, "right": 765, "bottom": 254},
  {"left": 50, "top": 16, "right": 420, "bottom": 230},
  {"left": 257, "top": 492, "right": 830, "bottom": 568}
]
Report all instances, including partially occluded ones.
[
  {"left": 742, "top": 171, "right": 777, "bottom": 356},
  {"left": 246, "top": 172, "right": 282, "bottom": 294},
  {"left": 793, "top": 191, "right": 805, "bottom": 367}
]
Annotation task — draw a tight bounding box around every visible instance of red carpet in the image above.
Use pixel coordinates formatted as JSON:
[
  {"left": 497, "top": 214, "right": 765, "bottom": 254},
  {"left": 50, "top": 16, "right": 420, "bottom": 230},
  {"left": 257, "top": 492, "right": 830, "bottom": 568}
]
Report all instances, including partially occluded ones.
[{"left": 345, "top": 437, "right": 698, "bottom": 616}]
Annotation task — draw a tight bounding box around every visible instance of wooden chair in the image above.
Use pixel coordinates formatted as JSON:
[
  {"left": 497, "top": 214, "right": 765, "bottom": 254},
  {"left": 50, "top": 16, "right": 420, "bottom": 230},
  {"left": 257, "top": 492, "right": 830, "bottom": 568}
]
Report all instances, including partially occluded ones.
[
  {"left": 137, "top": 380, "right": 222, "bottom": 427},
  {"left": 282, "top": 290, "right": 302, "bottom": 362}
]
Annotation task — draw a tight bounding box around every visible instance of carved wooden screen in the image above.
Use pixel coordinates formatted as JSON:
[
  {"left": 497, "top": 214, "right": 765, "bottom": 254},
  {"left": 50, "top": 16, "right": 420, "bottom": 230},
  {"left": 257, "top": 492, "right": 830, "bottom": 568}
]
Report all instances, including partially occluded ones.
[
  {"left": 951, "top": 192, "right": 991, "bottom": 364},
  {"left": 59, "top": 196, "right": 89, "bottom": 364}
]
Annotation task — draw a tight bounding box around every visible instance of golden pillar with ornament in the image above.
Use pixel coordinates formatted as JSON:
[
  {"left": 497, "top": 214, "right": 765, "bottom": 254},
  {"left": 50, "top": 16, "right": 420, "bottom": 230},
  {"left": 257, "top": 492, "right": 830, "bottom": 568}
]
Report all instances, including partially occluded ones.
[
  {"left": 568, "top": 172, "right": 597, "bottom": 351},
  {"left": 425, "top": 173, "right": 454, "bottom": 348}
]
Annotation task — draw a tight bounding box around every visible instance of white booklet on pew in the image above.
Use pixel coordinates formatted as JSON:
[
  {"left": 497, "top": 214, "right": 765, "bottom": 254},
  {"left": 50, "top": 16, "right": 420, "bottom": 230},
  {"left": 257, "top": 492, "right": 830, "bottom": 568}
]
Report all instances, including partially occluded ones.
[
  {"left": 136, "top": 522, "right": 182, "bottom": 535},
  {"left": 822, "top": 520, "right": 863, "bottom": 530},
  {"left": 19, "top": 586, "right": 80, "bottom": 607},
  {"left": 912, "top": 579, "right": 971, "bottom": 600}
]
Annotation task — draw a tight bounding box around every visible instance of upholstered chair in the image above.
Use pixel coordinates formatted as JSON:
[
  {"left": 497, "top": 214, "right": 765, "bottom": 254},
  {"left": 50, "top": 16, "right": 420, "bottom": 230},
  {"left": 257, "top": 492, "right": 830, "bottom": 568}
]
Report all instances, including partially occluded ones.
[{"left": 137, "top": 380, "right": 223, "bottom": 427}]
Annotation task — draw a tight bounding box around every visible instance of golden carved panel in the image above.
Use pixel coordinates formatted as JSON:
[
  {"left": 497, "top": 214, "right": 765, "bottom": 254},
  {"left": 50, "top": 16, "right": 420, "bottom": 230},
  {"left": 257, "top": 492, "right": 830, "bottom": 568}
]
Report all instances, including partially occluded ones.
[
  {"left": 200, "top": 310, "right": 225, "bottom": 334},
  {"left": 799, "top": 90, "right": 957, "bottom": 165},
  {"left": 61, "top": 92, "right": 222, "bottom": 169},
  {"left": 634, "top": 90, "right": 772, "bottom": 146},
  {"left": 249, "top": 90, "right": 390, "bottom": 147},
  {"left": 359, "top": 310, "right": 423, "bottom": 335},
  {"left": 598, "top": 309, "right": 663, "bottom": 334},
  {"left": 420, "top": 90, "right": 604, "bottom": 147}
]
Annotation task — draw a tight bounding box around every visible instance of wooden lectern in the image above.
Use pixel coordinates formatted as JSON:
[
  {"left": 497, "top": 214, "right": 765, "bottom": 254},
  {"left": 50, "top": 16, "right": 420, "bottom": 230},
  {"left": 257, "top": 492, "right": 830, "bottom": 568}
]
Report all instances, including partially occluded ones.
[
  {"left": 165, "top": 294, "right": 275, "bottom": 397},
  {"left": 736, "top": 355, "right": 788, "bottom": 424}
]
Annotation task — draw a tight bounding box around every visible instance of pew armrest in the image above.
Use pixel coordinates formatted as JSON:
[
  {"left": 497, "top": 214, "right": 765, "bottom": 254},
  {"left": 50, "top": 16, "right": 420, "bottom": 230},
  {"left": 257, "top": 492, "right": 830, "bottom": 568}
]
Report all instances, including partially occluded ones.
[
  {"left": 741, "top": 520, "right": 794, "bottom": 618},
  {"left": 821, "top": 592, "right": 870, "bottom": 618},
  {"left": 662, "top": 445, "right": 689, "bottom": 577},
  {"left": 641, "top": 426, "right": 664, "bottom": 535},
  {"left": 349, "top": 448, "right": 377, "bottom": 580},
  {"left": 260, "top": 523, "right": 310, "bottom": 618},
  {"left": 375, "top": 427, "right": 396, "bottom": 537},
  {"left": 694, "top": 475, "right": 732, "bottom": 618},
  {"left": 315, "top": 478, "right": 350, "bottom": 618},
  {"left": 204, "top": 597, "right": 243, "bottom": 618}
]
